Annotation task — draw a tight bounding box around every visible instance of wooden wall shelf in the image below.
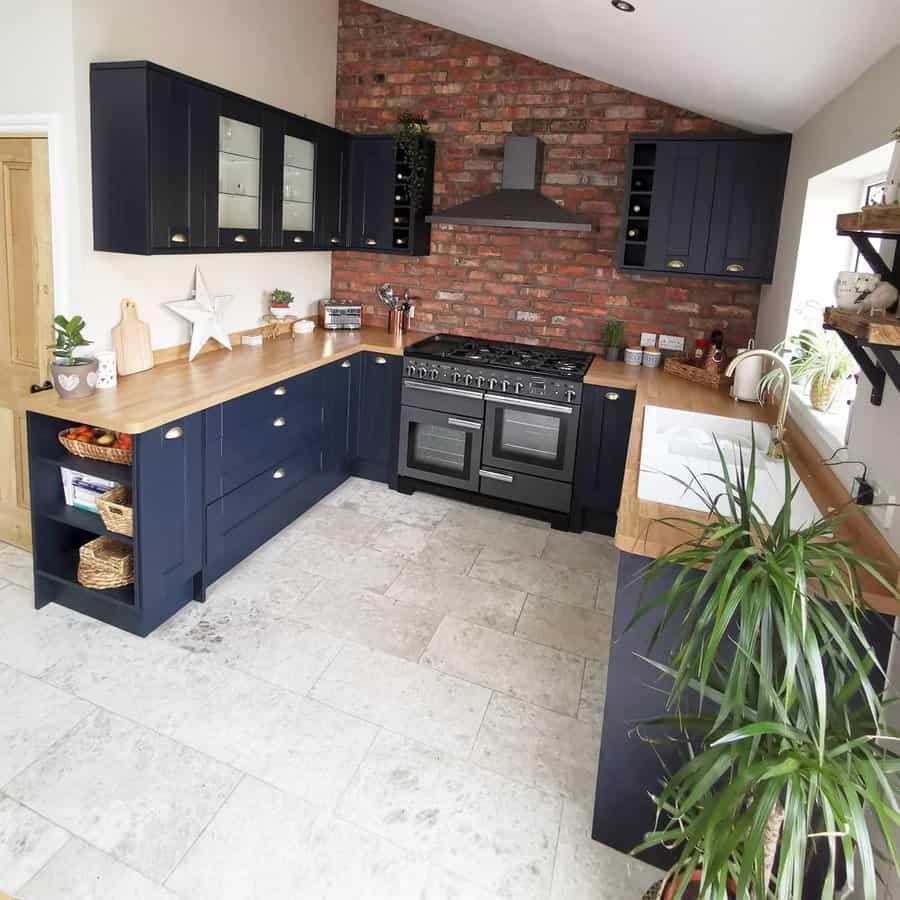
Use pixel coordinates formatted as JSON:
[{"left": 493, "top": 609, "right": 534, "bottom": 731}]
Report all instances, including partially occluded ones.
[
  {"left": 837, "top": 206, "right": 900, "bottom": 236},
  {"left": 823, "top": 307, "right": 900, "bottom": 406}
]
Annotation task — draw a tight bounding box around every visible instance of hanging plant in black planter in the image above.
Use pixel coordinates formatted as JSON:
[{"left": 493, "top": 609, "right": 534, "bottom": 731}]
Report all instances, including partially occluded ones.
[{"left": 395, "top": 112, "right": 430, "bottom": 211}]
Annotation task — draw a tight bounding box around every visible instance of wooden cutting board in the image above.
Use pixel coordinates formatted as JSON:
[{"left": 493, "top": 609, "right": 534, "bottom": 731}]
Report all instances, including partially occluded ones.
[{"left": 111, "top": 298, "right": 153, "bottom": 376}]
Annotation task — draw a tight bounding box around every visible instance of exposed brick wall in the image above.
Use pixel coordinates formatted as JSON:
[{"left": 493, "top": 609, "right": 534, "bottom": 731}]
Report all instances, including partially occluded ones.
[{"left": 331, "top": 0, "right": 760, "bottom": 352}]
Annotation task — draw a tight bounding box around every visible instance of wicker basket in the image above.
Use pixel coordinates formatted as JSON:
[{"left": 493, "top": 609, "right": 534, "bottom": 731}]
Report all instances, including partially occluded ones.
[
  {"left": 96, "top": 485, "right": 133, "bottom": 537},
  {"left": 59, "top": 430, "right": 132, "bottom": 466},
  {"left": 663, "top": 356, "right": 721, "bottom": 388},
  {"left": 77, "top": 536, "right": 134, "bottom": 590}
]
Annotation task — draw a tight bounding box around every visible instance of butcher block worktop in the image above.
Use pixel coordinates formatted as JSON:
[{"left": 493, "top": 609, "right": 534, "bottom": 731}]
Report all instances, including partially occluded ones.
[
  {"left": 24, "top": 327, "right": 425, "bottom": 434},
  {"left": 591, "top": 360, "right": 900, "bottom": 613}
]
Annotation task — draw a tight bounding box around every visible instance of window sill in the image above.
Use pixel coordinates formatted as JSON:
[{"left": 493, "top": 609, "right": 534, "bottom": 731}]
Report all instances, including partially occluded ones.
[{"left": 787, "top": 384, "right": 849, "bottom": 459}]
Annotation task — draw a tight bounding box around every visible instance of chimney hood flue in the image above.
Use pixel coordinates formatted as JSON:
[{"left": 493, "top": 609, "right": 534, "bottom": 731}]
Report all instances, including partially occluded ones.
[{"left": 426, "top": 136, "right": 592, "bottom": 233}]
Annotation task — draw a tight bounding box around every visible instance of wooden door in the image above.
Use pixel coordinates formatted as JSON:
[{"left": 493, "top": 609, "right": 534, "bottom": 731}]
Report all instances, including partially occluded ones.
[
  {"left": 644, "top": 140, "right": 718, "bottom": 275},
  {"left": 0, "top": 137, "right": 54, "bottom": 549}
]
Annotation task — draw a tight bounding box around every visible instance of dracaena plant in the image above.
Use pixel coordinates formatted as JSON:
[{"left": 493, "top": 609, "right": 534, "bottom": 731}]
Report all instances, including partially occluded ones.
[{"left": 630, "top": 437, "right": 899, "bottom": 900}]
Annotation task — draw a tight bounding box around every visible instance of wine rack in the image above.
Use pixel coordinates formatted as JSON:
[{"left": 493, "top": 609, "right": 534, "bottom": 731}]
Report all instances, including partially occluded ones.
[{"left": 620, "top": 142, "right": 656, "bottom": 269}]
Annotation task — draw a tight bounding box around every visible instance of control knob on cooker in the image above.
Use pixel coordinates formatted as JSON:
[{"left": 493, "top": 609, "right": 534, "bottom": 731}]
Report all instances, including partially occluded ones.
[
  {"left": 406, "top": 363, "right": 416, "bottom": 376},
  {"left": 476, "top": 376, "right": 485, "bottom": 387},
  {"left": 514, "top": 382, "right": 524, "bottom": 394},
  {"left": 501, "top": 380, "right": 510, "bottom": 392},
  {"left": 489, "top": 378, "right": 498, "bottom": 390},
  {"left": 464, "top": 374, "right": 474, "bottom": 386},
  {"left": 418, "top": 366, "right": 428, "bottom": 378},
  {"left": 565, "top": 388, "right": 577, "bottom": 403},
  {"left": 430, "top": 368, "right": 440, "bottom": 380},
  {"left": 451, "top": 371, "right": 461, "bottom": 384}
]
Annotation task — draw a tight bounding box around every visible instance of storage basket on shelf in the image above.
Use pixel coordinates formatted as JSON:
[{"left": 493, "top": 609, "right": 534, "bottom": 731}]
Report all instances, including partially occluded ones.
[
  {"left": 58, "top": 430, "right": 132, "bottom": 465},
  {"left": 96, "top": 485, "right": 133, "bottom": 537},
  {"left": 663, "top": 356, "right": 721, "bottom": 388},
  {"left": 77, "top": 536, "right": 134, "bottom": 590}
]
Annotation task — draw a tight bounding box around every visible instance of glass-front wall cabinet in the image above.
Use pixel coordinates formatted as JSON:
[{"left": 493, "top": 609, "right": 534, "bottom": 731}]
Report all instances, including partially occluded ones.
[
  {"left": 218, "top": 115, "right": 262, "bottom": 246},
  {"left": 283, "top": 133, "right": 315, "bottom": 246}
]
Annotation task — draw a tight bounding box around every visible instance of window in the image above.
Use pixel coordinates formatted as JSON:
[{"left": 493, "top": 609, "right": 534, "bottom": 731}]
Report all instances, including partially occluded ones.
[{"left": 853, "top": 178, "right": 887, "bottom": 272}]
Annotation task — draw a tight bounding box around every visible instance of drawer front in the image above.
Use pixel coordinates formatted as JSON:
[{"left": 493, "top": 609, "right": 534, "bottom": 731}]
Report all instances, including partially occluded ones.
[
  {"left": 479, "top": 467, "right": 572, "bottom": 513},
  {"left": 221, "top": 372, "right": 310, "bottom": 431},
  {"left": 205, "top": 445, "right": 326, "bottom": 583}
]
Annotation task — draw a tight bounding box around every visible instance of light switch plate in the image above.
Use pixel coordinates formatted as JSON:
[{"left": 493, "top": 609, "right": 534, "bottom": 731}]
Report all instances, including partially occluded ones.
[
  {"left": 640, "top": 332, "right": 657, "bottom": 348},
  {"left": 659, "top": 334, "right": 685, "bottom": 352}
]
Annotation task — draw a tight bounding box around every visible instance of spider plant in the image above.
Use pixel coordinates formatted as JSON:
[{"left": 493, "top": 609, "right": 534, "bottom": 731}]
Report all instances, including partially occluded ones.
[
  {"left": 758, "top": 329, "right": 854, "bottom": 411},
  {"left": 630, "top": 436, "right": 899, "bottom": 900}
]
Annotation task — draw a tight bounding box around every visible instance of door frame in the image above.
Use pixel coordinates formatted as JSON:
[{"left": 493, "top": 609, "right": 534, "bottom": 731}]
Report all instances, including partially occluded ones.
[{"left": 0, "top": 114, "right": 71, "bottom": 318}]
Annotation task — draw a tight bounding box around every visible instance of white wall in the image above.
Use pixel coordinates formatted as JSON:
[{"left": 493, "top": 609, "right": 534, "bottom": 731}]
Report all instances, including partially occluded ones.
[
  {"left": 759, "top": 45, "right": 900, "bottom": 553},
  {"left": 0, "top": 0, "right": 339, "bottom": 350}
]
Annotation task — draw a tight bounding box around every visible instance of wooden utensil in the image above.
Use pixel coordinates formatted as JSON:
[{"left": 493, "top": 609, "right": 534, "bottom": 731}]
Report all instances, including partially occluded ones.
[{"left": 111, "top": 298, "right": 153, "bottom": 376}]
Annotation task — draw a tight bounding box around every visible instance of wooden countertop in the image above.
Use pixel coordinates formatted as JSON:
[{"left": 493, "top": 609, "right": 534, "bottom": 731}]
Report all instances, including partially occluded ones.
[
  {"left": 601, "top": 361, "right": 900, "bottom": 614},
  {"left": 24, "top": 327, "right": 425, "bottom": 434}
]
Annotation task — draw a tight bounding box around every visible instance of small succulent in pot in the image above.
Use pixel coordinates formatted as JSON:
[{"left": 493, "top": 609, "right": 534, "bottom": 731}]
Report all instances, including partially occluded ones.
[
  {"left": 47, "top": 315, "right": 98, "bottom": 400},
  {"left": 270, "top": 288, "right": 295, "bottom": 319},
  {"left": 604, "top": 317, "right": 624, "bottom": 361}
]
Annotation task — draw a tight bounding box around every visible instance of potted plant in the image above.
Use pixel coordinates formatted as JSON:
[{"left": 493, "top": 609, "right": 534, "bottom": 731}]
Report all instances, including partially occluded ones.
[
  {"left": 48, "top": 315, "right": 98, "bottom": 400},
  {"left": 269, "top": 288, "right": 294, "bottom": 319},
  {"left": 630, "top": 442, "right": 899, "bottom": 900},
  {"left": 395, "top": 112, "right": 431, "bottom": 211},
  {"left": 759, "top": 329, "right": 854, "bottom": 412},
  {"left": 604, "top": 317, "right": 625, "bottom": 362}
]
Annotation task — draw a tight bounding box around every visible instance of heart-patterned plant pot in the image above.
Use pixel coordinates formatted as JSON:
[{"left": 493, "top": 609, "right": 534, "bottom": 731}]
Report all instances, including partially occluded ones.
[{"left": 50, "top": 358, "right": 99, "bottom": 401}]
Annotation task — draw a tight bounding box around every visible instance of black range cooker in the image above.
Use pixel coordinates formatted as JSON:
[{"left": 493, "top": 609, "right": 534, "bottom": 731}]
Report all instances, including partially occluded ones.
[{"left": 397, "top": 334, "right": 594, "bottom": 519}]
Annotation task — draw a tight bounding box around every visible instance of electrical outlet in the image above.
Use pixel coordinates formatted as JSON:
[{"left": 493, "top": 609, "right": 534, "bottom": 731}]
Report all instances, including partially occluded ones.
[
  {"left": 659, "top": 334, "right": 685, "bottom": 352},
  {"left": 640, "top": 332, "right": 657, "bottom": 348}
]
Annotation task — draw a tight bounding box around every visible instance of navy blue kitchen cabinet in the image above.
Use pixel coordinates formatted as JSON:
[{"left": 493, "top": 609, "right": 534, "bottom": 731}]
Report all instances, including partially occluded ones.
[
  {"left": 323, "top": 356, "right": 359, "bottom": 491},
  {"left": 571, "top": 384, "right": 635, "bottom": 536},
  {"left": 617, "top": 135, "right": 790, "bottom": 282},
  {"left": 27, "top": 411, "right": 204, "bottom": 636},
  {"left": 90, "top": 62, "right": 434, "bottom": 257},
  {"left": 353, "top": 352, "right": 403, "bottom": 484}
]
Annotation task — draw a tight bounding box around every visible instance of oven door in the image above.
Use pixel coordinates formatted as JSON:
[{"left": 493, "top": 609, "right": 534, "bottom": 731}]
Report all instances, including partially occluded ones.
[
  {"left": 398, "top": 406, "right": 484, "bottom": 491},
  {"left": 482, "top": 393, "right": 579, "bottom": 482}
]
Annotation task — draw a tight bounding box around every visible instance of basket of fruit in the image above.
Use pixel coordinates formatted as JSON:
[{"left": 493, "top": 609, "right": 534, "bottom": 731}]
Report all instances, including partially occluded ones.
[
  {"left": 59, "top": 425, "right": 133, "bottom": 465},
  {"left": 96, "top": 485, "right": 133, "bottom": 538},
  {"left": 77, "top": 535, "right": 134, "bottom": 590}
]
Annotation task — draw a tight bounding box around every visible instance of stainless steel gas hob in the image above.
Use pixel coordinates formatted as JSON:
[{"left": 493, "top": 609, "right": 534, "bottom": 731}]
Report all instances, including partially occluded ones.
[{"left": 397, "top": 334, "right": 594, "bottom": 517}]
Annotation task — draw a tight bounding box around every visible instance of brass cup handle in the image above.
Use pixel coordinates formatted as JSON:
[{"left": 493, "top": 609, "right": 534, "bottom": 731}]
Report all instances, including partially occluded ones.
[
  {"left": 170, "top": 232, "right": 188, "bottom": 244},
  {"left": 725, "top": 263, "right": 745, "bottom": 273},
  {"left": 293, "top": 235, "right": 304, "bottom": 244},
  {"left": 164, "top": 426, "right": 184, "bottom": 440},
  {"left": 374, "top": 356, "right": 387, "bottom": 365},
  {"left": 365, "top": 238, "right": 377, "bottom": 247},
  {"left": 667, "top": 259, "right": 686, "bottom": 269},
  {"left": 273, "top": 467, "right": 286, "bottom": 479},
  {"left": 234, "top": 233, "right": 247, "bottom": 244},
  {"left": 340, "top": 360, "right": 352, "bottom": 368},
  {"left": 605, "top": 392, "right": 620, "bottom": 401},
  {"left": 273, "top": 385, "right": 287, "bottom": 396},
  {"left": 273, "top": 417, "right": 286, "bottom": 428}
]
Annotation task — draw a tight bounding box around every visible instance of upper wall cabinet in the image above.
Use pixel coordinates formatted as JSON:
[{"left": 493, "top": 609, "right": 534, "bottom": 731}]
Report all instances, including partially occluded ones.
[
  {"left": 90, "top": 62, "right": 429, "bottom": 256},
  {"left": 617, "top": 135, "right": 791, "bottom": 283}
]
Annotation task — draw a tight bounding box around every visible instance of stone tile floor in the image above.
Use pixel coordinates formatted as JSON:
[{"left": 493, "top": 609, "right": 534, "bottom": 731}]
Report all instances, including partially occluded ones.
[{"left": 0, "top": 480, "right": 662, "bottom": 899}]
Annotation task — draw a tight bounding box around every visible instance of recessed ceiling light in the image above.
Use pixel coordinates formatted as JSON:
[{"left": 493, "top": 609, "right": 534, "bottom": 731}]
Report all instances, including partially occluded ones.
[{"left": 611, "top": 0, "right": 636, "bottom": 10}]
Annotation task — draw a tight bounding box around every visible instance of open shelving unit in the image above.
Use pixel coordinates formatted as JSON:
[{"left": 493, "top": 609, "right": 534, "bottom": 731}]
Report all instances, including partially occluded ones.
[
  {"left": 827, "top": 206, "right": 900, "bottom": 406},
  {"left": 620, "top": 142, "right": 656, "bottom": 270}
]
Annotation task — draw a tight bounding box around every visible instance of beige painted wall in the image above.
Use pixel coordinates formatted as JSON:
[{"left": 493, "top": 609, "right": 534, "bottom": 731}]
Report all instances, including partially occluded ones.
[
  {"left": 1, "top": 0, "right": 340, "bottom": 350},
  {"left": 759, "top": 45, "right": 900, "bottom": 554}
]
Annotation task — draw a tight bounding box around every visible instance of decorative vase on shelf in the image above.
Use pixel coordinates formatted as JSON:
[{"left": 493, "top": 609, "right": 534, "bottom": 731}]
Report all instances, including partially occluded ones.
[{"left": 886, "top": 139, "right": 900, "bottom": 204}]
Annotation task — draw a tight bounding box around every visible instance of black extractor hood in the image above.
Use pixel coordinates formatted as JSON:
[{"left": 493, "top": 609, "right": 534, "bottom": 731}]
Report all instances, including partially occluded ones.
[{"left": 426, "top": 136, "right": 592, "bottom": 232}]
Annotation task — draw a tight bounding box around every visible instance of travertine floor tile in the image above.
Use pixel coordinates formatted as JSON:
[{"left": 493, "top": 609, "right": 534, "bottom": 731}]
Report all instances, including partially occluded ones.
[{"left": 515, "top": 595, "right": 612, "bottom": 659}]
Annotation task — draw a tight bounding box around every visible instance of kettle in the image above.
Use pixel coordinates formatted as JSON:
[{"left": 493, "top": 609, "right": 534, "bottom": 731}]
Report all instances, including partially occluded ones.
[{"left": 729, "top": 339, "right": 764, "bottom": 402}]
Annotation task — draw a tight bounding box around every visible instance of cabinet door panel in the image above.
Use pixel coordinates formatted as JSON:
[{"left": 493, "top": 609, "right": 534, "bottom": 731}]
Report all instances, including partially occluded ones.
[
  {"left": 216, "top": 97, "right": 265, "bottom": 248},
  {"left": 316, "top": 127, "right": 350, "bottom": 249},
  {"left": 324, "top": 357, "right": 356, "bottom": 485},
  {"left": 354, "top": 352, "right": 401, "bottom": 483},
  {"left": 349, "top": 138, "right": 395, "bottom": 250},
  {"left": 572, "top": 385, "right": 635, "bottom": 535},
  {"left": 644, "top": 141, "right": 717, "bottom": 274},
  {"left": 705, "top": 140, "right": 789, "bottom": 280}
]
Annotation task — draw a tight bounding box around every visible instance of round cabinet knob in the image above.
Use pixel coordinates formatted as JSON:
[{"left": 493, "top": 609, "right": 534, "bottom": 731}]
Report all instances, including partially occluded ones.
[
  {"left": 273, "top": 385, "right": 287, "bottom": 396},
  {"left": 273, "top": 417, "right": 286, "bottom": 428},
  {"left": 273, "top": 467, "right": 286, "bottom": 480}
]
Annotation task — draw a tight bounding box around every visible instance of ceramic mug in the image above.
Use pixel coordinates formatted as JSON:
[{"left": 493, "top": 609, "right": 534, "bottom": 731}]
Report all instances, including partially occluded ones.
[
  {"left": 95, "top": 350, "right": 117, "bottom": 389},
  {"left": 624, "top": 346, "right": 643, "bottom": 366}
]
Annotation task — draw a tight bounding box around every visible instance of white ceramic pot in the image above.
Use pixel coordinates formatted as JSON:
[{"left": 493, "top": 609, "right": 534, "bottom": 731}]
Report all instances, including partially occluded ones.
[
  {"left": 624, "top": 346, "right": 643, "bottom": 366},
  {"left": 642, "top": 348, "right": 662, "bottom": 369},
  {"left": 269, "top": 305, "right": 292, "bottom": 319}
]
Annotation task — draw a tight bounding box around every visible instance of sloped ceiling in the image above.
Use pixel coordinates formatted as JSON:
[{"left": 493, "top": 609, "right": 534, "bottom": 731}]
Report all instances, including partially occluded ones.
[{"left": 366, "top": 0, "right": 900, "bottom": 132}]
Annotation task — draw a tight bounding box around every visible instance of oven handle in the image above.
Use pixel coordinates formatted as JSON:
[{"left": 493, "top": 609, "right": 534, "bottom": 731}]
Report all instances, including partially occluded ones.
[
  {"left": 404, "top": 380, "right": 484, "bottom": 400},
  {"left": 447, "top": 417, "right": 482, "bottom": 430},
  {"left": 485, "top": 393, "right": 574, "bottom": 414},
  {"left": 479, "top": 468, "right": 514, "bottom": 483}
]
